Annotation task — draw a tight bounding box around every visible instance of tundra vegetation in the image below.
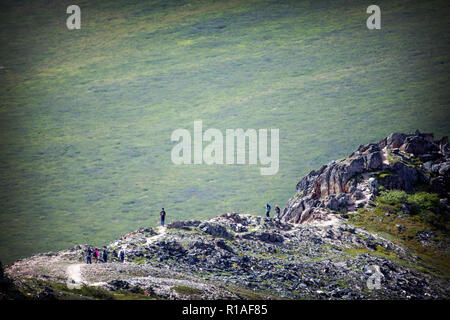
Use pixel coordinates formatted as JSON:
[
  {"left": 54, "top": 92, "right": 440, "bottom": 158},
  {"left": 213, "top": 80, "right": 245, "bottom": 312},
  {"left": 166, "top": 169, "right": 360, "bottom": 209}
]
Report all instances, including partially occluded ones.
[{"left": 0, "top": 0, "right": 449, "bottom": 265}]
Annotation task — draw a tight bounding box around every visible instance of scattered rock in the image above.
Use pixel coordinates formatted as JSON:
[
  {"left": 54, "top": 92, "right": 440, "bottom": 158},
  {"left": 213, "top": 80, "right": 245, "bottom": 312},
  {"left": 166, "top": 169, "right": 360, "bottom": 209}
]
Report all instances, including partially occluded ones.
[
  {"left": 198, "top": 222, "right": 233, "bottom": 239},
  {"left": 108, "top": 279, "right": 130, "bottom": 291}
]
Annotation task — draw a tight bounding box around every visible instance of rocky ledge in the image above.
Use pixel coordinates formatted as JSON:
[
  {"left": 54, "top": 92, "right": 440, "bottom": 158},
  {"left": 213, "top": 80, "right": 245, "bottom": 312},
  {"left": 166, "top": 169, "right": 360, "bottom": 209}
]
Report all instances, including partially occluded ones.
[
  {"left": 3, "top": 211, "right": 449, "bottom": 300},
  {"left": 280, "top": 130, "right": 449, "bottom": 224}
]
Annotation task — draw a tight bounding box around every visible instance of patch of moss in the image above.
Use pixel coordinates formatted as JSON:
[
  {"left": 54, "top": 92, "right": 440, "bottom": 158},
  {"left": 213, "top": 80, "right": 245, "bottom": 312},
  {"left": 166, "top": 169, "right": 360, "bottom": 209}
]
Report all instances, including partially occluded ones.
[
  {"left": 28, "top": 279, "right": 115, "bottom": 300},
  {"left": 348, "top": 190, "right": 450, "bottom": 277},
  {"left": 171, "top": 285, "right": 202, "bottom": 296},
  {"left": 133, "top": 257, "right": 148, "bottom": 264},
  {"left": 387, "top": 151, "right": 402, "bottom": 164},
  {"left": 77, "top": 285, "right": 114, "bottom": 300},
  {"left": 378, "top": 172, "right": 393, "bottom": 179},
  {"left": 295, "top": 191, "right": 303, "bottom": 198},
  {"left": 111, "top": 288, "right": 159, "bottom": 300},
  {"left": 375, "top": 245, "right": 397, "bottom": 258}
]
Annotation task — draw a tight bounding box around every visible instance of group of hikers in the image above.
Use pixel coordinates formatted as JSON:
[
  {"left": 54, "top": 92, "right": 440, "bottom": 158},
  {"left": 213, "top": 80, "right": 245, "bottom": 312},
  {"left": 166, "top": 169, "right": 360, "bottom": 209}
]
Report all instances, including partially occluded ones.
[
  {"left": 266, "top": 203, "right": 281, "bottom": 219},
  {"left": 86, "top": 246, "right": 125, "bottom": 264},
  {"left": 85, "top": 205, "right": 280, "bottom": 264},
  {"left": 85, "top": 208, "right": 166, "bottom": 264},
  {"left": 85, "top": 247, "right": 108, "bottom": 264}
]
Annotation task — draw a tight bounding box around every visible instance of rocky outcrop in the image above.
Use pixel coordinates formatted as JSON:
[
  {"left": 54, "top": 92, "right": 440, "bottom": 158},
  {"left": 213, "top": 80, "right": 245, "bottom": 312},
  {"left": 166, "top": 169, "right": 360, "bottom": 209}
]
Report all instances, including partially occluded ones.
[
  {"left": 240, "top": 231, "right": 284, "bottom": 243},
  {"left": 280, "top": 131, "right": 449, "bottom": 224},
  {"left": 198, "top": 222, "right": 234, "bottom": 239},
  {"left": 167, "top": 220, "right": 201, "bottom": 230}
]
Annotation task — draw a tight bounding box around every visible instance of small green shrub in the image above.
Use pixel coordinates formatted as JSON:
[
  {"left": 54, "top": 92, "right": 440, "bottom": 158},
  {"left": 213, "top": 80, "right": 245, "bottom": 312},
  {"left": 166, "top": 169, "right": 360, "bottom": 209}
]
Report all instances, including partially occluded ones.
[
  {"left": 407, "top": 192, "right": 439, "bottom": 213},
  {"left": 378, "top": 190, "right": 408, "bottom": 206}
]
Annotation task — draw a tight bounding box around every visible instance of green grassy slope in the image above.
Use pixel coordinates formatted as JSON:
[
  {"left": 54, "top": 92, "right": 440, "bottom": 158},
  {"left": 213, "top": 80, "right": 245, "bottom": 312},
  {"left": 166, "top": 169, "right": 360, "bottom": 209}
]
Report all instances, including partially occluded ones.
[
  {"left": 348, "top": 190, "right": 450, "bottom": 277},
  {"left": 0, "top": 0, "right": 449, "bottom": 264}
]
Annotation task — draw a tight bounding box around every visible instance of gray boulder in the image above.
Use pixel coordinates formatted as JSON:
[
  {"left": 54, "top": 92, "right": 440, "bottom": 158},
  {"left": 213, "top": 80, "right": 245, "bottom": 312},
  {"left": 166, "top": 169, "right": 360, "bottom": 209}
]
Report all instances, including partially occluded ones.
[{"left": 198, "top": 222, "right": 233, "bottom": 239}]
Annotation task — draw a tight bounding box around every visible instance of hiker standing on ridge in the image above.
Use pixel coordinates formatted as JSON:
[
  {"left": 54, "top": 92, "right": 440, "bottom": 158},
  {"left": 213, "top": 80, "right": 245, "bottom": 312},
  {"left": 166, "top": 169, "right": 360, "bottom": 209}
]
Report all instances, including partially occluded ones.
[
  {"left": 119, "top": 249, "right": 125, "bottom": 263},
  {"left": 86, "top": 247, "right": 92, "bottom": 264},
  {"left": 102, "top": 249, "right": 108, "bottom": 263},
  {"left": 160, "top": 208, "right": 166, "bottom": 227},
  {"left": 265, "top": 203, "right": 271, "bottom": 218},
  {"left": 275, "top": 205, "right": 281, "bottom": 219}
]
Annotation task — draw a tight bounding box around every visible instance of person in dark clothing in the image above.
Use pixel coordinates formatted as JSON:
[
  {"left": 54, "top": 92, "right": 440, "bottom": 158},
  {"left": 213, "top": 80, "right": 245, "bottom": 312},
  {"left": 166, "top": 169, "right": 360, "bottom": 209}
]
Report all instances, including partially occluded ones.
[
  {"left": 86, "top": 247, "right": 92, "bottom": 264},
  {"left": 102, "top": 249, "right": 108, "bottom": 263},
  {"left": 275, "top": 205, "right": 281, "bottom": 219},
  {"left": 160, "top": 208, "right": 166, "bottom": 227},
  {"left": 119, "top": 249, "right": 125, "bottom": 263},
  {"left": 265, "top": 203, "right": 271, "bottom": 218}
]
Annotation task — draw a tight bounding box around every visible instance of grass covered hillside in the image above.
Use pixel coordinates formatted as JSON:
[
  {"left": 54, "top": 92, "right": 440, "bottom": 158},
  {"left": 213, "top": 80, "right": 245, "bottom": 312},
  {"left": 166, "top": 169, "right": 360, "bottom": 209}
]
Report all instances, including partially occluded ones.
[{"left": 0, "top": 0, "right": 449, "bottom": 264}]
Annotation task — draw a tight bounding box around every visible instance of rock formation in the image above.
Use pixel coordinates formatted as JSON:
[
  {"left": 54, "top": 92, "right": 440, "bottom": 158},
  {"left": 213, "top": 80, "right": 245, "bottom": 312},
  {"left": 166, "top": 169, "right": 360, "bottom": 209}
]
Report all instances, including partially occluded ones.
[{"left": 280, "top": 131, "right": 449, "bottom": 224}]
